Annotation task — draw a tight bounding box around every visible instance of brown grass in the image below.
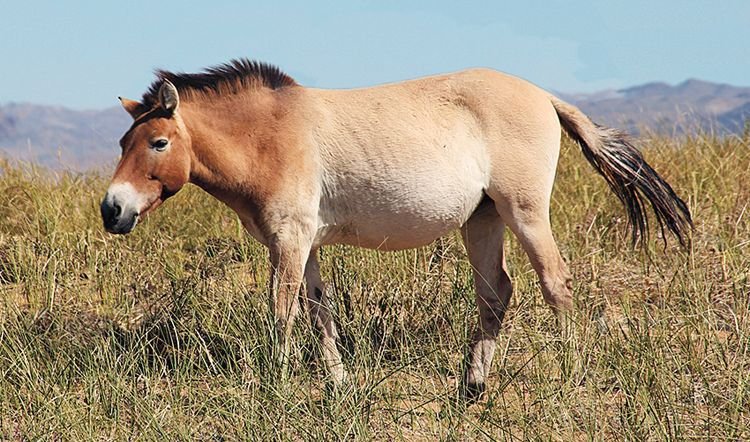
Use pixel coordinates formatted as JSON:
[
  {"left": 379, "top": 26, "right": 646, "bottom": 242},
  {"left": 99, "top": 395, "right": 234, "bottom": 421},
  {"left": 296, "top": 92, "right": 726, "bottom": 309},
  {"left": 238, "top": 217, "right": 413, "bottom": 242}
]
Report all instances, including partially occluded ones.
[{"left": 0, "top": 131, "right": 748, "bottom": 440}]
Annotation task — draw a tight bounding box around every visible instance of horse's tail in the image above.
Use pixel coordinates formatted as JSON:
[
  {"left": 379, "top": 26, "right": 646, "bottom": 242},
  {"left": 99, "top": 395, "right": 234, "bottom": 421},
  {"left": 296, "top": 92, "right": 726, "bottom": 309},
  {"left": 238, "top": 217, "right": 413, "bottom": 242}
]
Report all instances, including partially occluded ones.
[{"left": 550, "top": 96, "right": 692, "bottom": 247}]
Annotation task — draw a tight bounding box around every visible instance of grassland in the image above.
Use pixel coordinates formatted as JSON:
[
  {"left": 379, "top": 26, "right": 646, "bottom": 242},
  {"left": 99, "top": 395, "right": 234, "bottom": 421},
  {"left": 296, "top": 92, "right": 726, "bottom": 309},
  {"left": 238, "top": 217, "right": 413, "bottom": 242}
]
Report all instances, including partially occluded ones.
[{"left": 0, "top": 132, "right": 748, "bottom": 440}]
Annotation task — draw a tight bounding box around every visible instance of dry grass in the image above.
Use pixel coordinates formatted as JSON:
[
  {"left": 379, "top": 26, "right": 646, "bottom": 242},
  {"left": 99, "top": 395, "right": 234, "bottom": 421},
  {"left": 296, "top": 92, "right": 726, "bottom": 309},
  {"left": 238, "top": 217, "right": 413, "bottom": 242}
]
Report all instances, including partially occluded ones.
[{"left": 0, "top": 132, "right": 748, "bottom": 440}]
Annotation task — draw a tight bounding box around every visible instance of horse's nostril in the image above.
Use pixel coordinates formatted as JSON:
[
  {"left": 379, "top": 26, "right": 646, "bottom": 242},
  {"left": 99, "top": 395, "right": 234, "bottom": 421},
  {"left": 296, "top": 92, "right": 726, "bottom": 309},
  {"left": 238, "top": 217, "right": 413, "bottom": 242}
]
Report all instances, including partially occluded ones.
[{"left": 101, "top": 198, "right": 123, "bottom": 229}]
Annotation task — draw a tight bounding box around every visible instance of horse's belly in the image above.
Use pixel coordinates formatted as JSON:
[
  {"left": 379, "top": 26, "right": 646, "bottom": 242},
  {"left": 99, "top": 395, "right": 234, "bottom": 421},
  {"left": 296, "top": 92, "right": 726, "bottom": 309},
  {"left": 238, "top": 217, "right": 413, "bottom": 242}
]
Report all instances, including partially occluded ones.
[
  {"left": 337, "top": 208, "right": 475, "bottom": 250},
  {"left": 316, "top": 171, "right": 487, "bottom": 250}
]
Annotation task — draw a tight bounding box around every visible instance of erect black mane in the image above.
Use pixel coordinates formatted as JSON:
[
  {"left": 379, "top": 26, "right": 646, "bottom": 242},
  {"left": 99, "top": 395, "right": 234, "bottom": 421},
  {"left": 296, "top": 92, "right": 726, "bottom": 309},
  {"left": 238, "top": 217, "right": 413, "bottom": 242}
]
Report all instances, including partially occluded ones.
[{"left": 142, "top": 58, "right": 297, "bottom": 106}]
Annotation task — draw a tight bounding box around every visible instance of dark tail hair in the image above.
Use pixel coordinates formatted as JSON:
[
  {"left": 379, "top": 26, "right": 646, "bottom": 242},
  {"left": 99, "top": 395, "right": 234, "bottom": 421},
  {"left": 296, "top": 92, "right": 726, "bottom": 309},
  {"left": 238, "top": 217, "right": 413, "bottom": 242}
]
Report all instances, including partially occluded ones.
[{"left": 550, "top": 97, "right": 693, "bottom": 247}]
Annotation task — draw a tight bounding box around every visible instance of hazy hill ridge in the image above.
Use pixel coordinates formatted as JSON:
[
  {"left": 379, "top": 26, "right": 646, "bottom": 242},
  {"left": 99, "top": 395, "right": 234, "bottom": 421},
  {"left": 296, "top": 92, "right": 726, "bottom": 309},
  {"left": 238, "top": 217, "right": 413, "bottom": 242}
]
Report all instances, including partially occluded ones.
[
  {"left": 557, "top": 78, "right": 750, "bottom": 136},
  {"left": 0, "top": 103, "right": 128, "bottom": 170},
  {"left": 2, "top": 79, "right": 750, "bottom": 170}
]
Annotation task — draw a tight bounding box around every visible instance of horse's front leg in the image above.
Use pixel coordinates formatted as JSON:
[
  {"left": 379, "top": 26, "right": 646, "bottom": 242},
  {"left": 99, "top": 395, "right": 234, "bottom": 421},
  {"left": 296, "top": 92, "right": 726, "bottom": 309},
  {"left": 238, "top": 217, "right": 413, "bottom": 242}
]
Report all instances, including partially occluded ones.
[
  {"left": 304, "top": 251, "right": 347, "bottom": 386},
  {"left": 267, "top": 229, "right": 313, "bottom": 377}
]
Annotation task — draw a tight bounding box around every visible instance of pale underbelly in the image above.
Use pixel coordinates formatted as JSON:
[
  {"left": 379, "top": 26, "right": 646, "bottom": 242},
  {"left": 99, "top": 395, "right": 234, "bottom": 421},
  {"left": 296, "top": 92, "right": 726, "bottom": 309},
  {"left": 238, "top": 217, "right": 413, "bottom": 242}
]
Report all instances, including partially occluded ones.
[{"left": 315, "top": 186, "right": 486, "bottom": 250}]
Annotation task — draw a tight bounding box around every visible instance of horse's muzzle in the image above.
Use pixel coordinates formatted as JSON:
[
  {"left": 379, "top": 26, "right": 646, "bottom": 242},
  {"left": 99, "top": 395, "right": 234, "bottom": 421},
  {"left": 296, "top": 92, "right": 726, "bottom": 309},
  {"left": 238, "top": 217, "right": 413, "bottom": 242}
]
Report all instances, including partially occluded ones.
[{"left": 100, "top": 195, "right": 137, "bottom": 234}]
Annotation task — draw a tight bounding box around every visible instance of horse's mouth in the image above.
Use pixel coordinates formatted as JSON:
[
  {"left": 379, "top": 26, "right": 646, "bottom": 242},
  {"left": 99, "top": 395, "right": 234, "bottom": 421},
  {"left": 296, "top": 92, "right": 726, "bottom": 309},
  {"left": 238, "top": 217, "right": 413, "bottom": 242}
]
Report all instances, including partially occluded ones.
[{"left": 140, "top": 197, "right": 164, "bottom": 218}]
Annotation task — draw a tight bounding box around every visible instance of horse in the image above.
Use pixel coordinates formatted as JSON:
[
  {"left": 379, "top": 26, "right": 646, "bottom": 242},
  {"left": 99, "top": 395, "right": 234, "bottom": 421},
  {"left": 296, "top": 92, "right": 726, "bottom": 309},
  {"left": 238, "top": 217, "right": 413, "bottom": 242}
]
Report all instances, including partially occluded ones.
[{"left": 101, "top": 58, "right": 692, "bottom": 400}]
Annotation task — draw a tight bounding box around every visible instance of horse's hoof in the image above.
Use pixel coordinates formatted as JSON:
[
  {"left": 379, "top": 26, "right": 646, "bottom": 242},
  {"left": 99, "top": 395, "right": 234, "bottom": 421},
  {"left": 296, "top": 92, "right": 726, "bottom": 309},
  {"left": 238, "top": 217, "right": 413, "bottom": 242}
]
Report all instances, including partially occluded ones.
[{"left": 460, "top": 381, "right": 486, "bottom": 403}]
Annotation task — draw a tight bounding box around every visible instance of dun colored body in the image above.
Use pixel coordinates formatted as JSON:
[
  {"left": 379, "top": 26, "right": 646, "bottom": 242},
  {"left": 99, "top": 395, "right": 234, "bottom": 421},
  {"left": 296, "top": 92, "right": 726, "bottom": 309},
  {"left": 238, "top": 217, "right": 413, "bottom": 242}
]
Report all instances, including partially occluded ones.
[{"left": 101, "top": 59, "right": 691, "bottom": 399}]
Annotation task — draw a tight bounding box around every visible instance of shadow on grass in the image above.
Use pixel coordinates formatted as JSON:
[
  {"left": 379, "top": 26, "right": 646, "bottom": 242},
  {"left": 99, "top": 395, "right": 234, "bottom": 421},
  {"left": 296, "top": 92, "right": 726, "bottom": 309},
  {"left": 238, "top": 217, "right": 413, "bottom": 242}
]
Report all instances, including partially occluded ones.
[
  {"left": 4, "top": 290, "right": 246, "bottom": 383},
  {"left": 108, "top": 304, "right": 244, "bottom": 376}
]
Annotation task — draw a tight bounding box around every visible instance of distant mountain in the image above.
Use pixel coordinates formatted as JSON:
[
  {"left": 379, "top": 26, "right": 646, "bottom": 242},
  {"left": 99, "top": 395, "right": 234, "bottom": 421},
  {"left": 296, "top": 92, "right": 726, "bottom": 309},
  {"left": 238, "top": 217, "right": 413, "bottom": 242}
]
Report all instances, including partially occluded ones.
[
  {"left": 2, "top": 78, "right": 750, "bottom": 170},
  {"left": 557, "top": 79, "right": 750, "bottom": 135},
  {"left": 0, "top": 103, "right": 128, "bottom": 170}
]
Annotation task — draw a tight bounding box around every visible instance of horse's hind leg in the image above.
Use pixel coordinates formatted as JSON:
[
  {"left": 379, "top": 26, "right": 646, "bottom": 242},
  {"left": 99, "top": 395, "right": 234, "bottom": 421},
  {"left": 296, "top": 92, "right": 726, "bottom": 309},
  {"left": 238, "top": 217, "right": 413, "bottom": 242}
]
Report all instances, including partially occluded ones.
[
  {"left": 500, "top": 202, "right": 581, "bottom": 377},
  {"left": 460, "top": 199, "right": 513, "bottom": 401},
  {"left": 501, "top": 205, "right": 573, "bottom": 314}
]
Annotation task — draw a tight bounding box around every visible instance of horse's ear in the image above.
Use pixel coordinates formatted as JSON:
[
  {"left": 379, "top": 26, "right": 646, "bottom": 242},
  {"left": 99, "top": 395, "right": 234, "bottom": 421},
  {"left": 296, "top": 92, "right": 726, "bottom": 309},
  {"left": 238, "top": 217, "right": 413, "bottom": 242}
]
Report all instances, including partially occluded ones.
[
  {"left": 119, "top": 97, "right": 147, "bottom": 120},
  {"left": 158, "top": 80, "right": 179, "bottom": 113}
]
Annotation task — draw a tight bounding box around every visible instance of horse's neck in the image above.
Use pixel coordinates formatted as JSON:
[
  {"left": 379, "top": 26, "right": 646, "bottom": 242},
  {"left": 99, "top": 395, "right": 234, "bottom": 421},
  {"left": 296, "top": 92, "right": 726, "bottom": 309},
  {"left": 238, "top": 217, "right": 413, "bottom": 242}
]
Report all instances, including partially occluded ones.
[
  {"left": 181, "top": 98, "right": 260, "bottom": 200},
  {"left": 182, "top": 96, "right": 272, "bottom": 206}
]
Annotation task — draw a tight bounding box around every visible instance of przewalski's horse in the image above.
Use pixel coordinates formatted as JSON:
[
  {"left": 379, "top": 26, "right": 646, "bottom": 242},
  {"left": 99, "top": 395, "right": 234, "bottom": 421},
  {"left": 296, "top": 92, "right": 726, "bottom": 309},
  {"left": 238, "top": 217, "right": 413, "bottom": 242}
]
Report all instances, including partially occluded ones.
[{"left": 101, "top": 59, "right": 691, "bottom": 399}]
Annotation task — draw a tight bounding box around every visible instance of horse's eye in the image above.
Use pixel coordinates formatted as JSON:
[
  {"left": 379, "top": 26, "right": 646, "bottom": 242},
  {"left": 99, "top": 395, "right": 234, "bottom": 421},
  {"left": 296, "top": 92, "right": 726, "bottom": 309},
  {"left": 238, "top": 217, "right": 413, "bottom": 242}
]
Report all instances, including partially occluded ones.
[{"left": 151, "top": 138, "right": 169, "bottom": 151}]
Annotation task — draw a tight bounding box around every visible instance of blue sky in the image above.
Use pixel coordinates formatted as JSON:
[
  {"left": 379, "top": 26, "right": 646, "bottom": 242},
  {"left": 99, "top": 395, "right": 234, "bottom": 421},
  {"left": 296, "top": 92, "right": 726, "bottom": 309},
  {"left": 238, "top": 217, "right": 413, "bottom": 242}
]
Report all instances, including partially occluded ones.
[{"left": 1, "top": 1, "right": 748, "bottom": 109}]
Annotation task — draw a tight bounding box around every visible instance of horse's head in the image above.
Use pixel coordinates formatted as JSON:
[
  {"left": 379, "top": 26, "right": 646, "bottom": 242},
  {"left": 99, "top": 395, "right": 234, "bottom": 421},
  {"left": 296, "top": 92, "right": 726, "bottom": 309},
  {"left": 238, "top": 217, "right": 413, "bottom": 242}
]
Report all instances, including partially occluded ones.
[{"left": 101, "top": 80, "right": 191, "bottom": 234}]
